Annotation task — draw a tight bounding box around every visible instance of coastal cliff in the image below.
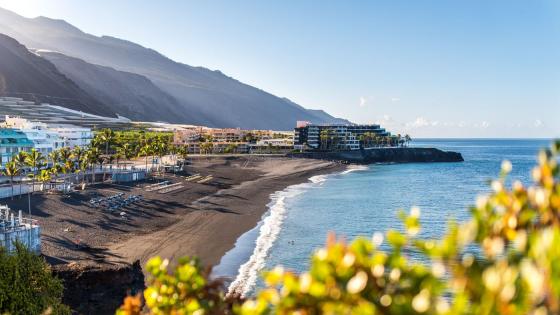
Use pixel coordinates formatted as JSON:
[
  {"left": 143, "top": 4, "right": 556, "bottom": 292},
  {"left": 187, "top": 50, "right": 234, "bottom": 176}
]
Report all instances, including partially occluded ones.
[
  {"left": 288, "top": 147, "right": 464, "bottom": 164},
  {"left": 52, "top": 261, "right": 145, "bottom": 315}
]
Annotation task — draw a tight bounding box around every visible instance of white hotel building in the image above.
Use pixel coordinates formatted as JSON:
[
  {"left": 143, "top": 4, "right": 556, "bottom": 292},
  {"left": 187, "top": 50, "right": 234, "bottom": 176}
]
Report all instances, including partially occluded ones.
[
  {"left": 48, "top": 124, "right": 93, "bottom": 148},
  {"left": 3, "top": 116, "right": 93, "bottom": 154}
]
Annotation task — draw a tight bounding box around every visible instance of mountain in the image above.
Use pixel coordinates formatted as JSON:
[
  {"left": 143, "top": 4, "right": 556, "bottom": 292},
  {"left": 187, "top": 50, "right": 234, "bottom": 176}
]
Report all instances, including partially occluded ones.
[
  {"left": 0, "top": 33, "right": 114, "bottom": 117},
  {"left": 38, "top": 51, "right": 189, "bottom": 123},
  {"left": 0, "top": 7, "right": 350, "bottom": 129}
]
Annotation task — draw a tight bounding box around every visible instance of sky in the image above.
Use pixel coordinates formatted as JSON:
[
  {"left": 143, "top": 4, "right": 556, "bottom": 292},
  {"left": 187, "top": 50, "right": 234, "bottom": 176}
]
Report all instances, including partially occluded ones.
[{"left": 0, "top": 0, "right": 558, "bottom": 138}]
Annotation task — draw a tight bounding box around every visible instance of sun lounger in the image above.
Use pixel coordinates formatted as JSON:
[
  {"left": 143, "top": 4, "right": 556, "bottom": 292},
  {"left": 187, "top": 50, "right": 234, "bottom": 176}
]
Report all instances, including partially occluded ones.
[
  {"left": 184, "top": 173, "right": 200, "bottom": 180},
  {"left": 158, "top": 185, "right": 185, "bottom": 194},
  {"left": 147, "top": 182, "right": 182, "bottom": 192},
  {"left": 145, "top": 181, "right": 171, "bottom": 191},
  {"left": 197, "top": 176, "right": 213, "bottom": 184},
  {"left": 185, "top": 174, "right": 203, "bottom": 182}
]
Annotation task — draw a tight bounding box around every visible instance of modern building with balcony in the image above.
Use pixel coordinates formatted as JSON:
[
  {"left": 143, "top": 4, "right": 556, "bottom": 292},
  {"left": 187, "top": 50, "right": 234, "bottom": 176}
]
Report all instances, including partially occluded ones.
[
  {"left": 3, "top": 116, "right": 64, "bottom": 155},
  {"left": 47, "top": 124, "right": 93, "bottom": 148},
  {"left": 3, "top": 116, "right": 93, "bottom": 150},
  {"left": 0, "top": 128, "right": 34, "bottom": 167},
  {"left": 293, "top": 121, "right": 391, "bottom": 151}
]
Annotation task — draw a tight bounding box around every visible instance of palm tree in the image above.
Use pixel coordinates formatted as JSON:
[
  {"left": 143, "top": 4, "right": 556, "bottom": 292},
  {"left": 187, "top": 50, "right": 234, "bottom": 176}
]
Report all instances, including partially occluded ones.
[
  {"left": 49, "top": 150, "right": 60, "bottom": 169},
  {"left": 176, "top": 146, "right": 188, "bottom": 171},
  {"left": 320, "top": 129, "right": 329, "bottom": 150},
  {"left": 115, "top": 143, "right": 132, "bottom": 170},
  {"left": 71, "top": 146, "right": 85, "bottom": 184},
  {"left": 24, "top": 149, "right": 45, "bottom": 217},
  {"left": 37, "top": 169, "right": 52, "bottom": 192},
  {"left": 4, "top": 161, "right": 20, "bottom": 200},
  {"left": 405, "top": 134, "right": 412, "bottom": 147},
  {"left": 97, "top": 155, "right": 107, "bottom": 183},
  {"left": 225, "top": 143, "right": 238, "bottom": 154},
  {"left": 152, "top": 137, "right": 168, "bottom": 172},
  {"left": 374, "top": 135, "right": 381, "bottom": 147},
  {"left": 25, "top": 149, "right": 45, "bottom": 193},
  {"left": 13, "top": 151, "right": 28, "bottom": 197},
  {"left": 61, "top": 157, "right": 74, "bottom": 191},
  {"left": 139, "top": 144, "right": 152, "bottom": 172},
  {"left": 84, "top": 147, "right": 100, "bottom": 184},
  {"left": 59, "top": 147, "right": 72, "bottom": 164},
  {"left": 76, "top": 155, "right": 88, "bottom": 187},
  {"left": 122, "top": 143, "right": 135, "bottom": 160},
  {"left": 99, "top": 129, "right": 115, "bottom": 155},
  {"left": 113, "top": 150, "right": 124, "bottom": 171},
  {"left": 397, "top": 134, "right": 403, "bottom": 147},
  {"left": 200, "top": 142, "right": 214, "bottom": 155}
]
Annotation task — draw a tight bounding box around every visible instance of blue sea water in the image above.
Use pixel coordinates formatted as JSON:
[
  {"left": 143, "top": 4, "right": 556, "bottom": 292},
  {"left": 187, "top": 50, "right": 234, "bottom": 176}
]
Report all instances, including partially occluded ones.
[{"left": 215, "top": 139, "right": 552, "bottom": 296}]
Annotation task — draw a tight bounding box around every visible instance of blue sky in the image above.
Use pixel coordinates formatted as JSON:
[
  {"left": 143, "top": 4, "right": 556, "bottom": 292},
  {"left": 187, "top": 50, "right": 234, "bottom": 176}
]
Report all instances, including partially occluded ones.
[{"left": 0, "top": 0, "right": 558, "bottom": 137}]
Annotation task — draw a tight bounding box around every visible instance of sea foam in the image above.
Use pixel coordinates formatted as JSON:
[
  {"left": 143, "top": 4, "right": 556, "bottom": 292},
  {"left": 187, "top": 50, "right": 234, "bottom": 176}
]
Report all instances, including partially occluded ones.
[{"left": 226, "top": 166, "right": 368, "bottom": 297}]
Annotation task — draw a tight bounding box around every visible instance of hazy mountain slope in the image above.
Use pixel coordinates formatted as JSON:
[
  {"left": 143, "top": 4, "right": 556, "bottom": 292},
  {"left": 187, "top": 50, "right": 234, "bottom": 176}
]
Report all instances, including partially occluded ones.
[
  {"left": 304, "top": 109, "right": 351, "bottom": 125},
  {"left": 0, "top": 7, "right": 349, "bottom": 129},
  {"left": 0, "top": 34, "right": 114, "bottom": 117},
  {"left": 38, "top": 51, "right": 203, "bottom": 123}
]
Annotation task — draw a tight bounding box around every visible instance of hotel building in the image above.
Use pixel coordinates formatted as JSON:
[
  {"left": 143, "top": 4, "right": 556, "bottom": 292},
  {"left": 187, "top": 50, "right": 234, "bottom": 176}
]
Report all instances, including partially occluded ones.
[
  {"left": 293, "top": 121, "right": 391, "bottom": 151},
  {"left": 0, "top": 128, "right": 33, "bottom": 167},
  {"left": 4, "top": 116, "right": 93, "bottom": 150}
]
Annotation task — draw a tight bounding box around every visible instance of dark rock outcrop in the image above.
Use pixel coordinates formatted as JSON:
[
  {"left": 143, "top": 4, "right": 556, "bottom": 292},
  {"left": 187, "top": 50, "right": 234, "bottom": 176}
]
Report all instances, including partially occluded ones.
[
  {"left": 52, "top": 261, "right": 145, "bottom": 315},
  {"left": 289, "top": 147, "right": 464, "bottom": 164}
]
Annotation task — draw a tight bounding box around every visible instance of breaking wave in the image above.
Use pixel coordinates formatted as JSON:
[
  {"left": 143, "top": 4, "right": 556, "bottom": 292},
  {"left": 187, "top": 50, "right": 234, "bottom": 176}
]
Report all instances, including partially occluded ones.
[{"left": 226, "top": 166, "right": 368, "bottom": 297}]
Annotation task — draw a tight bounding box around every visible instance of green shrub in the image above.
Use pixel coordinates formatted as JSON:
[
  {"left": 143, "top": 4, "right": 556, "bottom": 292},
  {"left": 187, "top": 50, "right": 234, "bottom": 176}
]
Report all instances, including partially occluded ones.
[
  {"left": 0, "top": 242, "right": 70, "bottom": 315},
  {"left": 119, "top": 141, "right": 560, "bottom": 315}
]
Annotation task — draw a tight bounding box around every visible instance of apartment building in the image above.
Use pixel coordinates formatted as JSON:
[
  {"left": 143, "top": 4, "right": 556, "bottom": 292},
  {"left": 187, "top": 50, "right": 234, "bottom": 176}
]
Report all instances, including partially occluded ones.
[
  {"left": 4, "top": 116, "right": 93, "bottom": 150},
  {"left": 293, "top": 121, "right": 390, "bottom": 151},
  {"left": 4, "top": 117, "right": 64, "bottom": 155},
  {"left": 48, "top": 124, "right": 93, "bottom": 148},
  {"left": 0, "top": 128, "right": 33, "bottom": 167}
]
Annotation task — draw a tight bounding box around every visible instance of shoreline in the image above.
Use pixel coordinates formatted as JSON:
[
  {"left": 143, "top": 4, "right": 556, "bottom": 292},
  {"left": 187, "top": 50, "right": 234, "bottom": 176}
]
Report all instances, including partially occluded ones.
[
  {"left": 222, "top": 166, "right": 367, "bottom": 297},
  {"left": 107, "top": 157, "right": 346, "bottom": 268}
]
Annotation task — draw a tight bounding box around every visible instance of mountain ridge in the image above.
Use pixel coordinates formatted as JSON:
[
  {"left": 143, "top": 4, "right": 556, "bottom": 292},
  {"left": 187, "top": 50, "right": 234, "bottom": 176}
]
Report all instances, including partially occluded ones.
[
  {"left": 38, "top": 50, "right": 192, "bottom": 123},
  {"left": 0, "top": 7, "right": 351, "bottom": 129},
  {"left": 0, "top": 33, "right": 115, "bottom": 117}
]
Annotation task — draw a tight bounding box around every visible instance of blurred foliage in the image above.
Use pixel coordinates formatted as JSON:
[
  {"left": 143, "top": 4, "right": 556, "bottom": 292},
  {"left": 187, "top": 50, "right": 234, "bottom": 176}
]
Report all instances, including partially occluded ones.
[
  {"left": 0, "top": 242, "right": 70, "bottom": 315},
  {"left": 117, "top": 256, "right": 233, "bottom": 315},
  {"left": 119, "top": 140, "right": 560, "bottom": 315}
]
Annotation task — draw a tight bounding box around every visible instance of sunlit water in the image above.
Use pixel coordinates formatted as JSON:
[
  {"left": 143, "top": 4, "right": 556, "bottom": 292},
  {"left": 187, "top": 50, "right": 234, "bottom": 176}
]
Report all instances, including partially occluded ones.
[{"left": 214, "top": 139, "right": 551, "bottom": 296}]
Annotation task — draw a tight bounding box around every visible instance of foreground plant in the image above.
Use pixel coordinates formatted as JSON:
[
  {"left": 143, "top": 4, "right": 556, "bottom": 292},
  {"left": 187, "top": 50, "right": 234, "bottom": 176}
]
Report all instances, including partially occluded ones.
[
  {"left": 117, "top": 256, "right": 233, "bottom": 315},
  {"left": 0, "top": 242, "right": 70, "bottom": 314},
  {"left": 119, "top": 141, "right": 560, "bottom": 315}
]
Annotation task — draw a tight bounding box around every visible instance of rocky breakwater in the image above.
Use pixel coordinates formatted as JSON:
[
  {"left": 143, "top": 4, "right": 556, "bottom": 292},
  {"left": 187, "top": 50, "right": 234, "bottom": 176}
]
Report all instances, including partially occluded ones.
[
  {"left": 289, "top": 147, "right": 464, "bottom": 164},
  {"left": 52, "top": 261, "right": 145, "bottom": 314}
]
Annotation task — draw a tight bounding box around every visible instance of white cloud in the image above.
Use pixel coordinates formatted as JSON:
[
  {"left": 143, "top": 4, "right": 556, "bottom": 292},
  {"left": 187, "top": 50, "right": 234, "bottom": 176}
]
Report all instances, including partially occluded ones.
[
  {"left": 404, "top": 118, "right": 491, "bottom": 130},
  {"left": 390, "top": 97, "right": 400, "bottom": 102},
  {"left": 359, "top": 96, "right": 367, "bottom": 107},
  {"left": 534, "top": 119, "right": 543, "bottom": 127},
  {"left": 406, "top": 117, "right": 431, "bottom": 128}
]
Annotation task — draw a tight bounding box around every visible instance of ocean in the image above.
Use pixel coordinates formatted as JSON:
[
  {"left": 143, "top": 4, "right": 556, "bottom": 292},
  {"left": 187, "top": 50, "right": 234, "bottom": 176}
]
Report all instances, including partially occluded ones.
[{"left": 213, "top": 139, "right": 552, "bottom": 296}]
